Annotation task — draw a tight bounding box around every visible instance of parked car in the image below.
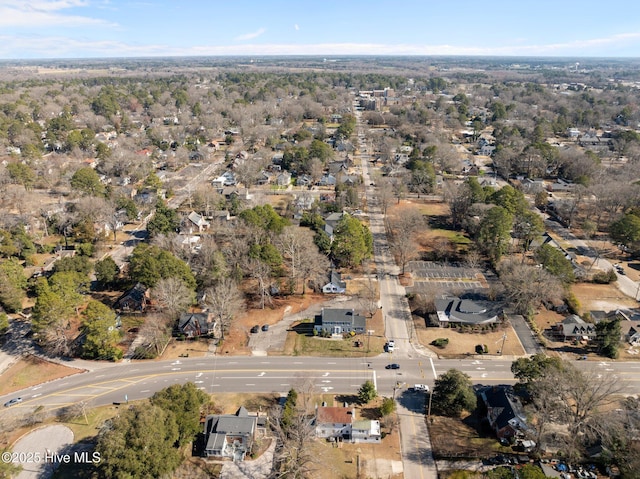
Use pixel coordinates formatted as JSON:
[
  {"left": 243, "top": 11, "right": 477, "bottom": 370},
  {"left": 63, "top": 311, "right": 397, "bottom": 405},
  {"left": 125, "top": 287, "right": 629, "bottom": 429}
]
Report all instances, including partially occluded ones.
[
  {"left": 250, "top": 325, "right": 260, "bottom": 333},
  {"left": 4, "top": 397, "right": 22, "bottom": 407},
  {"left": 261, "top": 324, "right": 269, "bottom": 331},
  {"left": 385, "top": 363, "right": 400, "bottom": 370}
]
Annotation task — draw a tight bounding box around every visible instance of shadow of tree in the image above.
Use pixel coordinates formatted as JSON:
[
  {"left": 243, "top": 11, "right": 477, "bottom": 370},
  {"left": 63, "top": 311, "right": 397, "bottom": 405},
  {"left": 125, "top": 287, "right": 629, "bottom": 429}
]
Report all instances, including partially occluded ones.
[
  {"left": 290, "top": 321, "right": 314, "bottom": 336},
  {"left": 396, "top": 389, "right": 426, "bottom": 413},
  {"left": 335, "top": 393, "right": 359, "bottom": 406}
]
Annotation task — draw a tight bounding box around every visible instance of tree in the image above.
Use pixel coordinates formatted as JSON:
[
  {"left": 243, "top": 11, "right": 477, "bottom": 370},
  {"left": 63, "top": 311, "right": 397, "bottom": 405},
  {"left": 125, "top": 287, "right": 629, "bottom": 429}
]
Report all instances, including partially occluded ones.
[
  {"left": 150, "top": 382, "right": 209, "bottom": 446},
  {"left": 513, "top": 209, "right": 544, "bottom": 253},
  {"left": 498, "top": 260, "right": 562, "bottom": 316},
  {"left": 96, "top": 405, "right": 182, "bottom": 479},
  {"left": 94, "top": 256, "right": 119, "bottom": 288},
  {"left": 380, "top": 397, "right": 396, "bottom": 416},
  {"left": 490, "top": 185, "right": 528, "bottom": 216},
  {"left": 431, "top": 369, "right": 477, "bottom": 417},
  {"left": 477, "top": 206, "right": 513, "bottom": 264},
  {"left": 388, "top": 208, "right": 423, "bottom": 274},
  {"left": 239, "top": 204, "right": 289, "bottom": 233},
  {"left": 147, "top": 201, "right": 180, "bottom": 237},
  {"left": 203, "top": 277, "right": 244, "bottom": 338},
  {"left": 595, "top": 317, "right": 621, "bottom": 359},
  {"left": 81, "top": 300, "right": 122, "bottom": 361},
  {"left": 331, "top": 214, "right": 373, "bottom": 267},
  {"left": 281, "top": 388, "right": 298, "bottom": 429},
  {"left": 534, "top": 244, "right": 575, "bottom": 284},
  {"left": 0, "top": 258, "right": 26, "bottom": 312},
  {"left": 7, "top": 162, "right": 35, "bottom": 190},
  {"left": 129, "top": 243, "right": 196, "bottom": 289},
  {"left": 70, "top": 166, "right": 106, "bottom": 196},
  {"left": 610, "top": 213, "right": 640, "bottom": 252},
  {"left": 511, "top": 353, "right": 564, "bottom": 390},
  {"left": 150, "top": 277, "right": 195, "bottom": 320},
  {"left": 358, "top": 380, "right": 378, "bottom": 404},
  {"left": 31, "top": 278, "right": 74, "bottom": 354}
]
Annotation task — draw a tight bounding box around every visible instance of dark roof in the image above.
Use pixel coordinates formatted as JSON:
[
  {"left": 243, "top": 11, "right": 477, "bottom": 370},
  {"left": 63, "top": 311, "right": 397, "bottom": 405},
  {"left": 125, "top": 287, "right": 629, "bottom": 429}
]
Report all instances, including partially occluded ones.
[
  {"left": 327, "top": 271, "right": 346, "bottom": 288},
  {"left": 435, "top": 297, "right": 500, "bottom": 324},
  {"left": 114, "top": 283, "right": 147, "bottom": 311},
  {"left": 479, "top": 386, "right": 529, "bottom": 434},
  {"left": 178, "top": 313, "right": 213, "bottom": 334}
]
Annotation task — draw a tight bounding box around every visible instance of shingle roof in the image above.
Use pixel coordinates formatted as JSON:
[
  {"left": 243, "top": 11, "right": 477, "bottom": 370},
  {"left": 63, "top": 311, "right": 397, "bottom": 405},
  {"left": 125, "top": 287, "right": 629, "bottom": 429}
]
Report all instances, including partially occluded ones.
[{"left": 316, "top": 406, "right": 354, "bottom": 424}]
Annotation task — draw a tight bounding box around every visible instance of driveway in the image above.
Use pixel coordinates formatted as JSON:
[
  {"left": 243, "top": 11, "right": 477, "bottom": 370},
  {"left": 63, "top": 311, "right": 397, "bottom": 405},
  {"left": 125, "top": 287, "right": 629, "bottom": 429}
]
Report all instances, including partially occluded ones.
[
  {"left": 247, "top": 296, "right": 360, "bottom": 355},
  {"left": 11, "top": 425, "right": 74, "bottom": 479},
  {"left": 220, "top": 438, "right": 275, "bottom": 479}
]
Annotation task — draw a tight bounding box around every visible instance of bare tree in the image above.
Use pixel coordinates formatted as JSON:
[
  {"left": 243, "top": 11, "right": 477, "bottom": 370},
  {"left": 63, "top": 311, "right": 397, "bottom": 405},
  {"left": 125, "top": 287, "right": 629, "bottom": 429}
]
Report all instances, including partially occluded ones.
[
  {"left": 276, "top": 226, "right": 318, "bottom": 294},
  {"left": 203, "top": 277, "right": 244, "bottom": 339},
  {"left": 376, "top": 176, "right": 394, "bottom": 216},
  {"left": 150, "top": 277, "right": 195, "bottom": 320},
  {"left": 138, "top": 313, "right": 172, "bottom": 357},
  {"left": 298, "top": 247, "right": 330, "bottom": 294},
  {"left": 268, "top": 403, "right": 317, "bottom": 479},
  {"left": 388, "top": 208, "right": 424, "bottom": 274},
  {"left": 498, "top": 260, "right": 563, "bottom": 316},
  {"left": 245, "top": 258, "right": 273, "bottom": 309}
]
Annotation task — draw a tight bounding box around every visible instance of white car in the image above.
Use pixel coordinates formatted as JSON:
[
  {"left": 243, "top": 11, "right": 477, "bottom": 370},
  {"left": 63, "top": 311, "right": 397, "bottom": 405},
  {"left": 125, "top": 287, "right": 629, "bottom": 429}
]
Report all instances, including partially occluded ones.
[
  {"left": 413, "top": 384, "right": 429, "bottom": 392},
  {"left": 387, "top": 340, "right": 395, "bottom": 352}
]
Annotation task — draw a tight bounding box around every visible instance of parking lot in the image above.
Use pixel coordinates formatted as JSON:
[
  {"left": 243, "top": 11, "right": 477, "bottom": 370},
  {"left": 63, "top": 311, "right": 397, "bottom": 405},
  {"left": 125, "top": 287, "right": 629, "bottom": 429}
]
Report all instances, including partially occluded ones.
[{"left": 405, "top": 261, "right": 489, "bottom": 294}]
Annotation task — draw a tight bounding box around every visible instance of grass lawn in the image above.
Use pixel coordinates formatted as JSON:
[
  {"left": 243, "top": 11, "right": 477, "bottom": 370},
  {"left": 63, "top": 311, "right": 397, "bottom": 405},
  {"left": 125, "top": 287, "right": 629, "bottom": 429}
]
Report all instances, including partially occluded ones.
[{"left": 0, "top": 356, "right": 81, "bottom": 396}]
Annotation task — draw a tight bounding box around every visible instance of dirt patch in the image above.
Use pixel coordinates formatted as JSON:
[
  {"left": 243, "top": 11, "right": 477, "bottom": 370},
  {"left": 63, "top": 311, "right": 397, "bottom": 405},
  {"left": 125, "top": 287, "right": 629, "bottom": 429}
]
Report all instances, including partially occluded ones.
[
  {"left": 160, "top": 337, "right": 210, "bottom": 360},
  {"left": 429, "top": 414, "right": 508, "bottom": 460},
  {"left": 414, "top": 319, "right": 526, "bottom": 357},
  {"left": 0, "top": 355, "right": 82, "bottom": 396},
  {"left": 570, "top": 282, "right": 638, "bottom": 313}
]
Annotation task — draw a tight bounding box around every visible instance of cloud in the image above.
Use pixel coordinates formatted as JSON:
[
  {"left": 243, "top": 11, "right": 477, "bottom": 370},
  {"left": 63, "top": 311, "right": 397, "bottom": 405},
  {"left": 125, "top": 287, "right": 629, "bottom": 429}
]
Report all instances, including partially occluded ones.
[
  {"left": 2, "top": 31, "right": 640, "bottom": 59},
  {"left": 234, "top": 28, "right": 266, "bottom": 41},
  {"left": 294, "top": 24, "right": 299, "bottom": 31},
  {"left": 0, "top": 0, "right": 115, "bottom": 28}
]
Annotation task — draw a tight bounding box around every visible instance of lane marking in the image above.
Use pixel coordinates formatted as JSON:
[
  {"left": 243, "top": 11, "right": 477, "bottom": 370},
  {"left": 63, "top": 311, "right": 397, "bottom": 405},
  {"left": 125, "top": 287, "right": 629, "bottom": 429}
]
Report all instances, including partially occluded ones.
[{"left": 430, "top": 358, "right": 437, "bottom": 379}]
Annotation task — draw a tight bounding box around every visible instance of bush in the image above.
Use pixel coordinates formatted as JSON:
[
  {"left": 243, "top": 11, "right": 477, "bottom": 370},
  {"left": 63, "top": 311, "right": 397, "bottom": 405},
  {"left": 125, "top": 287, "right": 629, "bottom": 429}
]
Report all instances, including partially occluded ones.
[
  {"left": 565, "top": 293, "right": 580, "bottom": 314},
  {"left": 431, "top": 338, "right": 450, "bottom": 348},
  {"left": 475, "top": 344, "right": 488, "bottom": 354},
  {"left": 133, "top": 346, "right": 157, "bottom": 359},
  {"left": 76, "top": 242, "right": 94, "bottom": 257},
  {"left": 592, "top": 269, "right": 617, "bottom": 284}
]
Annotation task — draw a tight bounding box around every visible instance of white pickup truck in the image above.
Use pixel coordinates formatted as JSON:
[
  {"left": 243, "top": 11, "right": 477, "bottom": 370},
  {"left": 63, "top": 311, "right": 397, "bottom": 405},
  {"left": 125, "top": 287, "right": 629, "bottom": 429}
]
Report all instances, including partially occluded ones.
[
  {"left": 386, "top": 340, "right": 395, "bottom": 352},
  {"left": 413, "top": 384, "right": 429, "bottom": 392}
]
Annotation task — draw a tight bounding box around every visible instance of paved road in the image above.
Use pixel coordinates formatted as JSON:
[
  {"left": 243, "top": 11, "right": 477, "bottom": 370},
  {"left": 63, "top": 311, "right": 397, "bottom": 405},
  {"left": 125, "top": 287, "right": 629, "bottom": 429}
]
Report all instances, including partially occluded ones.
[{"left": 10, "top": 425, "right": 74, "bottom": 479}]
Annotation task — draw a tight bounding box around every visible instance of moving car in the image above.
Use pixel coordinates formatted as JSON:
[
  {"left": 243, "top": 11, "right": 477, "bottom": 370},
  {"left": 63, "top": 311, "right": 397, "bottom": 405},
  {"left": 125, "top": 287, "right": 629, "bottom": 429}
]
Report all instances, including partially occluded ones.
[
  {"left": 4, "top": 397, "right": 22, "bottom": 407},
  {"left": 386, "top": 340, "right": 395, "bottom": 352},
  {"left": 261, "top": 324, "right": 269, "bottom": 331},
  {"left": 250, "top": 325, "right": 260, "bottom": 333},
  {"left": 413, "top": 384, "right": 429, "bottom": 392},
  {"left": 385, "top": 363, "right": 400, "bottom": 370}
]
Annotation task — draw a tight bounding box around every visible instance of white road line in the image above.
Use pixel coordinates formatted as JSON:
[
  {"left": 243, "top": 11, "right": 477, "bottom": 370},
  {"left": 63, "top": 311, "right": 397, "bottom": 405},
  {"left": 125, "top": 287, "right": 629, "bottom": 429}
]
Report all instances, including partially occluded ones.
[
  {"left": 245, "top": 383, "right": 255, "bottom": 386},
  {"left": 430, "top": 357, "right": 437, "bottom": 379},
  {"left": 373, "top": 370, "right": 377, "bottom": 391},
  {"left": 140, "top": 390, "right": 150, "bottom": 393}
]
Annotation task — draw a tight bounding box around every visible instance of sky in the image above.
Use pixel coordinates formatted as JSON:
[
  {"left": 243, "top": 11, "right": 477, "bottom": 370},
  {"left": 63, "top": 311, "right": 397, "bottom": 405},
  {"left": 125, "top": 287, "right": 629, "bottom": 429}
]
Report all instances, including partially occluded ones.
[{"left": 1, "top": 0, "right": 640, "bottom": 59}]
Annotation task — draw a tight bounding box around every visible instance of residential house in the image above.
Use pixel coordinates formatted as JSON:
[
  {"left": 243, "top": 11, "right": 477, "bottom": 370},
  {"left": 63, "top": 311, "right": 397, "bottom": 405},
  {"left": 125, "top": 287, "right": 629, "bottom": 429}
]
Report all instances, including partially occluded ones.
[
  {"left": 626, "top": 326, "right": 640, "bottom": 345},
  {"left": 203, "top": 407, "right": 259, "bottom": 461},
  {"left": 276, "top": 171, "right": 292, "bottom": 187},
  {"left": 315, "top": 406, "right": 380, "bottom": 443},
  {"left": 114, "top": 283, "right": 149, "bottom": 313},
  {"left": 314, "top": 308, "right": 366, "bottom": 335},
  {"left": 434, "top": 297, "right": 501, "bottom": 326},
  {"left": 212, "top": 171, "right": 237, "bottom": 188},
  {"left": 211, "top": 210, "right": 231, "bottom": 223},
  {"left": 257, "top": 170, "right": 272, "bottom": 185},
  {"left": 296, "top": 174, "right": 313, "bottom": 187},
  {"left": 479, "top": 386, "right": 532, "bottom": 442},
  {"left": 322, "top": 271, "right": 347, "bottom": 294},
  {"left": 552, "top": 314, "right": 596, "bottom": 342},
  {"left": 177, "top": 312, "right": 217, "bottom": 338},
  {"left": 319, "top": 173, "right": 337, "bottom": 186},
  {"left": 185, "top": 211, "right": 210, "bottom": 233}
]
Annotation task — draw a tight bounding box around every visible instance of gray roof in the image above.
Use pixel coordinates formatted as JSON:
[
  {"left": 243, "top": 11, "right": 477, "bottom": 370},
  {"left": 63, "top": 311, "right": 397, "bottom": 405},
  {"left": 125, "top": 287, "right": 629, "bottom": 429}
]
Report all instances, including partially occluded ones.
[
  {"left": 204, "top": 407, "right": 256, "bottom": 437},
  {"left": 319, "top": 308, "right": 366, "bottom": 329},
  {"left": 435, "top": 297, "right": 500, "bottom": 324},
  {"left": 558, "top": 314, "right": 596, "bottom": 337}
]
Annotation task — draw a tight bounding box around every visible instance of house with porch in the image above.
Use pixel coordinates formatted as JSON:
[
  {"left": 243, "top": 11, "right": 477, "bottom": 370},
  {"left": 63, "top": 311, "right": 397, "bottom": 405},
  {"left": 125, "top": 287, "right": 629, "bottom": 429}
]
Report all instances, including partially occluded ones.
[
  {"left": 314, "top": 308, "right": 365, "bottom": 335},
  {"left": 551, "top": 314, "right": 596, "bottom": 342},
  {"left": 114, "top": 283, "right": 149, "bottom": 313}
]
